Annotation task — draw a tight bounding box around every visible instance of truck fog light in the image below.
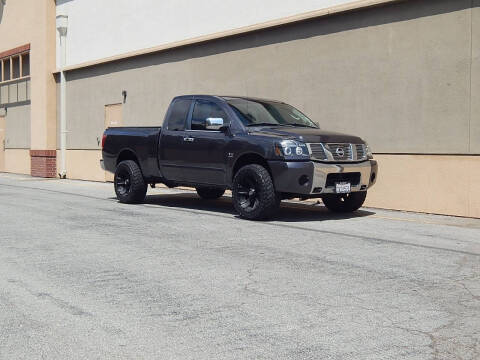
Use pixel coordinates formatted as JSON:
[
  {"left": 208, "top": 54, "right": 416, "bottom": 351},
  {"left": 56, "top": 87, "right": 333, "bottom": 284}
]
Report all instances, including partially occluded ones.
[{"left": 299, "top": 175, "right": 310, "bottom": 186}]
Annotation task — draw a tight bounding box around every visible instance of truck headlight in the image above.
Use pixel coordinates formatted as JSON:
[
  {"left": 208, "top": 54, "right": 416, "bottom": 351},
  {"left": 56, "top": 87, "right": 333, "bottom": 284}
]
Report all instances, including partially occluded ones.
[
  {"left": 275, "top": 140, "right": 310, "bottom": 158},
  {"left": 365, "top": 142, "right": 373, "bottom": 159}
]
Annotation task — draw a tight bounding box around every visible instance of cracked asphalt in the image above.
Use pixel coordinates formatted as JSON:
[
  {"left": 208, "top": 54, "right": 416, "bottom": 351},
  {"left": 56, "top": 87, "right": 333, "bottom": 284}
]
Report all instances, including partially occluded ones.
[{"left": 0, "top": 173, "right": 479, "bottom": 359}]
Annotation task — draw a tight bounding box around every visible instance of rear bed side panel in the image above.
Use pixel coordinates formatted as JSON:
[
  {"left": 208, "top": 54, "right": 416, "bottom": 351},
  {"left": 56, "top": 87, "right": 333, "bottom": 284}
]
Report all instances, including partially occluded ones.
[{"left": 102, "top": 127, "right": 162, "bottom": 180}]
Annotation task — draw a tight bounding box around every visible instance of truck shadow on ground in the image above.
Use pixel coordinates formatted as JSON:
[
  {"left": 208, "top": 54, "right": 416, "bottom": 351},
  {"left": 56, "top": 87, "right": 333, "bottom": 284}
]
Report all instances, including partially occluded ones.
[{"left": 142, "top": 193, "right": 375, "bottom": 222}]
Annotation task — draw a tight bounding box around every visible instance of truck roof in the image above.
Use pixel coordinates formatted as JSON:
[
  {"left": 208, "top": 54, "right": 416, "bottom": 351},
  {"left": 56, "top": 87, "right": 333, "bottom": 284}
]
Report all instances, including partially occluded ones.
[
  {"left": 221, "top": 96, "right": 285, "bottom": 104},
  {"left": 172, "top": 94, "right": 285, "bottom": 104}
]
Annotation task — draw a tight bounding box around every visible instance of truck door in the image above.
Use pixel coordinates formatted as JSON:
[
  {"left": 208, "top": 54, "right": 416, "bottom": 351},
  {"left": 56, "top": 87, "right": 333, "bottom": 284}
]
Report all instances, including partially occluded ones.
[
  {"left": 158, "top": 98, "right": 192, "bottom": 182},
  {"left": 182, "top": 99, "right": 229, "bottom": 186}
]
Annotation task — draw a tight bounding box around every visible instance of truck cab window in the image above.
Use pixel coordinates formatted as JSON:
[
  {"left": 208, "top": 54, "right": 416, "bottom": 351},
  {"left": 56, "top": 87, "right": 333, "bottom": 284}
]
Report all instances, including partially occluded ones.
[
  {"left": 191, "top": 100, "right": 229, "bottom": 131},
  {"left": 167, "top": 99, "right": 191, "bottom": 131}
]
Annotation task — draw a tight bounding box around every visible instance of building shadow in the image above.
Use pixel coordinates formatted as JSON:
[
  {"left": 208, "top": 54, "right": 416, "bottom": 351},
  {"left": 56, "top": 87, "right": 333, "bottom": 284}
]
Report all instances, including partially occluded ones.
[{"left": 141, "top": 193, "right": 375, "bottom": 222}]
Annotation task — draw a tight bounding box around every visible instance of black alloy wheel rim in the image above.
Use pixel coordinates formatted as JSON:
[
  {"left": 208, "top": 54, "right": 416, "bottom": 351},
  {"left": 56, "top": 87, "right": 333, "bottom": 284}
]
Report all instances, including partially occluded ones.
[
  {"left": 115, "top": 170, "right": 132, "bottom": 196},
  {"left": 237, "top": 175, "right": 259, "bottom": 211}
]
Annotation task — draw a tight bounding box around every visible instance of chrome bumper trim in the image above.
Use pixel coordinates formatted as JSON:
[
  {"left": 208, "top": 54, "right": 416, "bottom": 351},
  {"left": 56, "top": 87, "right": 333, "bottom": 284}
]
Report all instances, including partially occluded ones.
[{"left": 311, "top": 161, "right": 375, "bottom": 194}]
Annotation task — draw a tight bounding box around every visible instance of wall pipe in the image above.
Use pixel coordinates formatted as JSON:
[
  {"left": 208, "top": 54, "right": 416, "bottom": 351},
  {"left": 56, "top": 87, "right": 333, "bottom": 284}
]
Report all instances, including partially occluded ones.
[{"left": 56, "top": 15, "right": 68, "bottom": 179}]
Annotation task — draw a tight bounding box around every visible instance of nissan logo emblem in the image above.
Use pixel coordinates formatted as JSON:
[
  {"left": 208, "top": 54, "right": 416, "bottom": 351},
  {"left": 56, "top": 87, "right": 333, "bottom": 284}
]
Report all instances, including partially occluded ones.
[{"left": 336, "top": 147, "right": 345, "bottom": 157}]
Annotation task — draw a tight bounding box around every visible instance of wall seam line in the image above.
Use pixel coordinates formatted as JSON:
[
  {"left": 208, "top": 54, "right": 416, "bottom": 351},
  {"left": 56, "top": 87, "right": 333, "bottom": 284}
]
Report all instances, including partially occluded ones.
[
  {"left": 469, "top": 0, "right": 474, "bottom": 218},
  {"left": 469, "top": 1, "right": 473, "bottom": 154}
]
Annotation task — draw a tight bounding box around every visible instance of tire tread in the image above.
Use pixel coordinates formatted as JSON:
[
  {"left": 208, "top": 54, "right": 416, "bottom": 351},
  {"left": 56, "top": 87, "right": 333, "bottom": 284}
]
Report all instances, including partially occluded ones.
[
  {"left": 232, "top": 164, "right": 279, "bottom": 220},
  {"left": 115, "top": 160, "right": 147, "bottom": 204}
]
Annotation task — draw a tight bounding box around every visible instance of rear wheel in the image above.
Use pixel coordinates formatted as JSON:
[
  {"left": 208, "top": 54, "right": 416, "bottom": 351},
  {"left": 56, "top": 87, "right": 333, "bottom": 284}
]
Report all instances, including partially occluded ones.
[
  {"left": 232, "top": 164, "right": 280, "bottom": 220},
  {"left": 322, "top": 191, "right": 367, "bottom": 213},
  {"left": 114, "top": 160, "right": 147, "bottom": 204},
  {"left": 196, "top": 187, "right": 225, "bottom": 200}
]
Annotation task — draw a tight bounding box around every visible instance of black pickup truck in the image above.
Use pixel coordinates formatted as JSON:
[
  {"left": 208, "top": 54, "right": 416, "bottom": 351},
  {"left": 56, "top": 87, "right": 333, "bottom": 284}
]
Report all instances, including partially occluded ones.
[{"left": 101, "top": 95, "right": 378, "bottom": 220}]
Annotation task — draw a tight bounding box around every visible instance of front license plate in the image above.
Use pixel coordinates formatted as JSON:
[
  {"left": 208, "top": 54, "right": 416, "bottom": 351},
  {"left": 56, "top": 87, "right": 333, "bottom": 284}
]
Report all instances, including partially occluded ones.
[{"left": 335, "top": 182, "right": 351, "bottom": 194}]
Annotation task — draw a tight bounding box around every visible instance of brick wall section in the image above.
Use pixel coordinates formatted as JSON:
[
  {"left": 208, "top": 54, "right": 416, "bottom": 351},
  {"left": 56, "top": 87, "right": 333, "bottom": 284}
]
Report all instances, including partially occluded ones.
[
  {"left": 0, "top": 44, "right": 30, "bottom": 58},
  {"left": 30, "top": 150, "right": 57, "bottom": 178}
]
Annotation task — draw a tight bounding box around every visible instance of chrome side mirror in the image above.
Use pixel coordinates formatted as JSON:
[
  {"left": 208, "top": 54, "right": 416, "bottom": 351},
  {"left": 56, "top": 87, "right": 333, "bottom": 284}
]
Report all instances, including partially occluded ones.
[{"left": 206, "top": 117, "right": 225, "bottom": 131}]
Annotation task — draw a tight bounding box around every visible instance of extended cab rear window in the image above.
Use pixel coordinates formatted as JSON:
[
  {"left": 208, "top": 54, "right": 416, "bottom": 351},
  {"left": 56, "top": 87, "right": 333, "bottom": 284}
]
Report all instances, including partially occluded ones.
[{"left": 166, "top": 99, "right": 191, "bottom": 131}]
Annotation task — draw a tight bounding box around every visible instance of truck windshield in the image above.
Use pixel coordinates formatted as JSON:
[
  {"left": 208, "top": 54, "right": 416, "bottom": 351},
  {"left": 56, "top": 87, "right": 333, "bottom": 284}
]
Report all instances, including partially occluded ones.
[{"left": 226, "top": 98, "right": 318, "bottom": 128}]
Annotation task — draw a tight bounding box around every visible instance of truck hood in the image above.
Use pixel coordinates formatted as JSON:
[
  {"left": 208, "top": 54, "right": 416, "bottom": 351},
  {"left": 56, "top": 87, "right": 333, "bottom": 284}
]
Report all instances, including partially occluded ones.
[{"left": 248, "top": 126, "right": 365, "bottom": 144}]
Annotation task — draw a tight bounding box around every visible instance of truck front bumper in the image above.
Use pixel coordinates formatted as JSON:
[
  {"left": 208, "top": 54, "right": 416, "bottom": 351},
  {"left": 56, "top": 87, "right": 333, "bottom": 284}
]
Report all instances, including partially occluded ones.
[{"left": 268, "top": 160, "right": 378, "bottom": 196}]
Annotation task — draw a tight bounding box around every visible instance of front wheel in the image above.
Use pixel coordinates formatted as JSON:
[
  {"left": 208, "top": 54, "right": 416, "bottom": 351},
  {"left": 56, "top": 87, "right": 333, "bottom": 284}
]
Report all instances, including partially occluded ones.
[
  {"left": 114, "top": 160, "right": 147, "bottom": 204},
  {"left": 196, "top": 187, "right": 225, "bottom": 200},
  {"left": 322, "top": 191, "right": 367, "bottom": 213},
  {"left": 232, "top": 164, "right": 280, "bottom": 220}
]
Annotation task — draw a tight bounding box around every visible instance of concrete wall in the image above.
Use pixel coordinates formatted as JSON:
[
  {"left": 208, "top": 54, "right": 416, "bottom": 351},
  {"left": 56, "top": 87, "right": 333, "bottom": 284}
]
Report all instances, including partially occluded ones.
[
  {"left": 4, "top": 149, "right": 30, "bottom": 175},
  {"left": 56, "top": 150, "right": 105, "bottom": 182},
  {"left": 4, "top": 105, "right": 30, "bottom": 149},
  {"left": 56, "top": 0, "right": 368, "bottom": 68},
  {"left": 471, "top": 0, "right": 480, "bottom": 154},
  {"left": 365, "top": 155, "right": 480, "bottom": 218},
  {"left": 60, "top": 0, "right": 480, "bottom": 218},
  {"left": 63, "top": 0, "right": 479, "bottom": 154}
]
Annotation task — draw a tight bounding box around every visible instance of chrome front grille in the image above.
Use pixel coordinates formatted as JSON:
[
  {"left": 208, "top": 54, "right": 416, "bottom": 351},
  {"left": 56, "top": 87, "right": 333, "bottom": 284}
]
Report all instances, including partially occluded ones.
[
  {"left": 307, "top": 143, "right": 367, "bottom": 162},
  {"left": 308, "top": 143, "right": 327, "bottom": 160},
  {"left": 325, "top": 143, "right": 353, "bottom": 161},
  {"left": 355, "top": 144, "right": 366, "bottom": 160}
]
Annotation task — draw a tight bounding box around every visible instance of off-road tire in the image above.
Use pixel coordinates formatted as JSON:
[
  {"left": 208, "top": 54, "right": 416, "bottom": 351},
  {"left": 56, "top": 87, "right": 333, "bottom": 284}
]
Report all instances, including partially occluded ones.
[
  {"left": 322, "top": 191, "right": 367, "bottom": 213},
  {"left": 196, "top": 187, "right": 225, "bottom": 200},
  {"left": 114, "top": 160, "right": 147, "bottom": 204},
  {"left": 232, "top": 164, "right": 280, "bottom": 220}
]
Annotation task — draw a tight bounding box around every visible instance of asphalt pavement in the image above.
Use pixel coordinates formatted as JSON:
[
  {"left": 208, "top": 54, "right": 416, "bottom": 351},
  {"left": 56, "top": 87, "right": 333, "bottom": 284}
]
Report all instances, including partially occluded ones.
[{"left": 0, "top": 173, "right": 479, "bottom": 360}]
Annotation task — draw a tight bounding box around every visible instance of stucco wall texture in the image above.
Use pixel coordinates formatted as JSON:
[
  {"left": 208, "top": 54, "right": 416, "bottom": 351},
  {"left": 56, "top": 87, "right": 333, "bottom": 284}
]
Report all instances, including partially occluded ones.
[
  {"left": 63, "top": 0, "right": 478, "bottom": 155},
  {"left": 4, "top": 105, "right": 30, "bottom": 149},
  {"left": 56, "top": 0, "right": 372, "bottom": 68},
  {"left": 57, "top": 0, "right": 479, "bottom": 217},
  {"left": 0, "top": 0, "right": 57, "bottom": 151}
]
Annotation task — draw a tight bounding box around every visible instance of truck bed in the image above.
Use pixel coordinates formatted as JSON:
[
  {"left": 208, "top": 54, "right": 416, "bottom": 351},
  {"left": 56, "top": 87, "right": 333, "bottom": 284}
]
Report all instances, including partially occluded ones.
[{"left": 102, "top": 126, "right": 162, "bottom": 180}]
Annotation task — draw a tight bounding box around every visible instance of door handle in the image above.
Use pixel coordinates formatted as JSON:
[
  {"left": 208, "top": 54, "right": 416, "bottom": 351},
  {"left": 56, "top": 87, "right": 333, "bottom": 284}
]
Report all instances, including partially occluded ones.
[{"left": 183, "top": 137, "right": 195, "bottom": 142}]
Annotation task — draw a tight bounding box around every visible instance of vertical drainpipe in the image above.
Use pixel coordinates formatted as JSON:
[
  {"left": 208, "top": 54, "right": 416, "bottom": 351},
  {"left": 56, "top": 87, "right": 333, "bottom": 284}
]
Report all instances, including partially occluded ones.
[{"left": 56, "top": 15, "right": 68, "bottom": 179}]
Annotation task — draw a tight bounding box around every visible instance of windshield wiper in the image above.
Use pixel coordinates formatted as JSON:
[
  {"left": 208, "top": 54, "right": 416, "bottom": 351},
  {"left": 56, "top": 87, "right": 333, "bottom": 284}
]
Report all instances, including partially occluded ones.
[{"left": 287, "top": 123, "right": 318, "bottom": 128}]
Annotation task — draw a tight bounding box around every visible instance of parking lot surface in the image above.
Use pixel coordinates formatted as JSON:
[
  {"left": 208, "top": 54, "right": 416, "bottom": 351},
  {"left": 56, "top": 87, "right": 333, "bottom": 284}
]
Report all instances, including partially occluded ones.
[{"left": 0, "top": 173, "right": 479, "bottom": 360}]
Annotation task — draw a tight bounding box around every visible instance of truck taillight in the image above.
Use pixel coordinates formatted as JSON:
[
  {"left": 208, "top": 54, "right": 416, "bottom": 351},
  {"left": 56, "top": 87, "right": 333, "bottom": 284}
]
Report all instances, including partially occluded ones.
[{"left": 101, "top": 134, "right": 107, "bottom": 149}]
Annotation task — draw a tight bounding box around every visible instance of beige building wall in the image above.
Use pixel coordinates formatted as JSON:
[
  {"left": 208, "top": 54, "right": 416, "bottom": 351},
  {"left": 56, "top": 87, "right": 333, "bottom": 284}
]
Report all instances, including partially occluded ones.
[
  {"left": 56, "top": 150, "right": 105, "bottom": 182},
  {"left": 59, "top": 0, "right": 479, "bottom": 217},
  {"left": 366, "top": 155, "right": 480, "bottom": 218},
  {"left": 63, "top": 0, "right": 478, "bottom": 153},
  {"left": 0, "top": 0, "right": 57, "bottom": 175},
  {"left": 471, "top": 0, "right": 480, "bottom": 154},
  {"left": 4, "top": 149, "right": 30, "bottom": 175}
]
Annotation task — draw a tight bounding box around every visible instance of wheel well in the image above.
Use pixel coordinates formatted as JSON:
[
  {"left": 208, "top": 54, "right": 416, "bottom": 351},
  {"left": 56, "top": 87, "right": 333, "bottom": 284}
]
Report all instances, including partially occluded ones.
[
  {"left": 116, "top": 150, "right": 139, "bottom": 166},
  {"left": 232, "top": 153, "right": 271, "bottom": 179}
]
